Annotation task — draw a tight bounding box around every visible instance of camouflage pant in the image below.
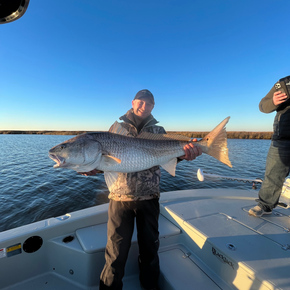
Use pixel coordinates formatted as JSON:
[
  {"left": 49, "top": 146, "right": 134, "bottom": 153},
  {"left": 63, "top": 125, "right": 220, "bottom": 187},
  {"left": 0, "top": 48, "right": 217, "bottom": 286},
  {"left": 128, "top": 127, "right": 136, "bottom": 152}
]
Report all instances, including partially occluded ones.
[{"left": 100, "top": 199, "right": 160, "bottom": 290}]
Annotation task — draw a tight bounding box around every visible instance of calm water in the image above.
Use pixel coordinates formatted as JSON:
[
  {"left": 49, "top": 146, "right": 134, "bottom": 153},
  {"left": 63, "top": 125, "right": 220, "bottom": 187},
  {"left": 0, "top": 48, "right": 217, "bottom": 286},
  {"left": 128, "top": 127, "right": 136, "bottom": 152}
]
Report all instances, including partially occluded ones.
[{"left": 0, "top": 135, "right": 271, "bottom": 232}]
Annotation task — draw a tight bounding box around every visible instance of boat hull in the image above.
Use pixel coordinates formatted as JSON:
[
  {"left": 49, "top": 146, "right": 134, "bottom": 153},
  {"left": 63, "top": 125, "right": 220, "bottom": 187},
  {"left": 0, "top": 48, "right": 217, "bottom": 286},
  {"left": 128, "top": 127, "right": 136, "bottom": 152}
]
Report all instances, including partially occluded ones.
[{"left": 1, "top": 188, "right": 290, "bottom": 289}]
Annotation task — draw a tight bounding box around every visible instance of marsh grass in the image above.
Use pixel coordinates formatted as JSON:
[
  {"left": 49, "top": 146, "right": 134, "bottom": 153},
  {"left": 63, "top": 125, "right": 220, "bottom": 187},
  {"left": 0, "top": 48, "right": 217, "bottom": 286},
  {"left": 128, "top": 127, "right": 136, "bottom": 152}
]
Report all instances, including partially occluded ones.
[
  {"left": 169, "top": 131, "right": 272, "bottom": 139},
  {"left": 0, "top": 131, "right": 273, "bottom": 139}
]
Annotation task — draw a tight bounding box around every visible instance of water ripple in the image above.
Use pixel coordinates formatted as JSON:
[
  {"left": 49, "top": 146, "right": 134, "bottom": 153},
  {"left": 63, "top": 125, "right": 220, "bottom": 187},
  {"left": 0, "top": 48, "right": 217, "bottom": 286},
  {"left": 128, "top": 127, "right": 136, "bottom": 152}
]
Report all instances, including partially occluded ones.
[{"left": 0, "top": 136, "right": 271, "bottom": 231}]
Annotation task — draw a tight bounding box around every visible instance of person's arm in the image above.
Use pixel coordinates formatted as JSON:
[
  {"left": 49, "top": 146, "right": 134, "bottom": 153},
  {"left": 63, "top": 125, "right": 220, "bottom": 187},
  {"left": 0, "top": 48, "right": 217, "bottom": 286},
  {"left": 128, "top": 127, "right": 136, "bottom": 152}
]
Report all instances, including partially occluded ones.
[
  {"left": 156, "top": 126, "right": 201, "bottom": 161},
  {"left": 78, "top": 169, "right": 103, "bottom": 176},
  {"left": 272, "top": 91, "right": 288, "bottom": 106},
  {"left": 179, "top": 139, "right": 202, "bottom": 161},
  {"left": 259, "top": 88, "right": 287, "bottom": 113}
]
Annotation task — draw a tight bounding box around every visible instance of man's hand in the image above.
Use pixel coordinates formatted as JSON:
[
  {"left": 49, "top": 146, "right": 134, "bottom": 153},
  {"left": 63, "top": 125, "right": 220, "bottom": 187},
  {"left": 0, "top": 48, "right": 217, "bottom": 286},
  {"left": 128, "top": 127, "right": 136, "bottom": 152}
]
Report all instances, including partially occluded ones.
[
  {"left": 78, "top": 169, "right": 103, "bottom": 176},
  {"left": 273, "top": 91, "right": 288, "bottom": 106},
  {"left": 180, "top": 140, "right": 202, "bottom": 161}
]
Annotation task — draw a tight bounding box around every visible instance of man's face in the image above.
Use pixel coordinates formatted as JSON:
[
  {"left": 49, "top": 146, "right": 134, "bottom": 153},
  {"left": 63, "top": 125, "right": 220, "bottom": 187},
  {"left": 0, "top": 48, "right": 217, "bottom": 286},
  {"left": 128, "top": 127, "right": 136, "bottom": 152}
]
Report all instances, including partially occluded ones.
[{"left": 132, "top": 99, "right": 154, "bottom": 119}]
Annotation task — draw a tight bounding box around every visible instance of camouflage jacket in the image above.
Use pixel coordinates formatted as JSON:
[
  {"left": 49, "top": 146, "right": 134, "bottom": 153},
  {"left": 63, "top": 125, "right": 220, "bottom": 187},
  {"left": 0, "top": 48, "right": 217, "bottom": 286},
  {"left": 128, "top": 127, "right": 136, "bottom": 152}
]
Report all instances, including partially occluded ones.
[{"left": 107, "top": 109, "right": 166, "bottom": 201}]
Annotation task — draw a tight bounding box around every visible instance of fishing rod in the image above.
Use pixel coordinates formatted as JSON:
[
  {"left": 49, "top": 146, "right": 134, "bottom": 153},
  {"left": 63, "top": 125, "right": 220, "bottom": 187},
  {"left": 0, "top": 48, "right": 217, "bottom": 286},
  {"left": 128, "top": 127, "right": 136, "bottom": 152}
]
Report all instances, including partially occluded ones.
[
  {"left": 197, "top": 168, "right": 290, "bottom": 208},
  {"left": 197, "top": 168, "right": 263, "bottom": 189},
  {"left": 197, "top": 168, "right": 263, "bottom": 184}
]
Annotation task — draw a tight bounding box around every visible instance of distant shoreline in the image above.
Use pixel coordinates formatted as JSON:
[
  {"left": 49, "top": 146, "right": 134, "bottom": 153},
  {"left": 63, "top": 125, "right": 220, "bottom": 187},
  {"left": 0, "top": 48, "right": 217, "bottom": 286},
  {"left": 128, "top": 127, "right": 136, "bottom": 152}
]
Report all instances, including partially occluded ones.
[{"left": 0, "top": 130, "right": 273, "bottom": 139}]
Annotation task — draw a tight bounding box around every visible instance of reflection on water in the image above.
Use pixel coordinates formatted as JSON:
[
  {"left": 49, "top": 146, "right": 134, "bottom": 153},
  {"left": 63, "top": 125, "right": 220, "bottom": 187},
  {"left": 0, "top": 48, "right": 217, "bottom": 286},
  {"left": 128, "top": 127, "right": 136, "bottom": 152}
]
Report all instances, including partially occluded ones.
[{"left": 0, "top": 135, "right": 270, "bottom": 231}]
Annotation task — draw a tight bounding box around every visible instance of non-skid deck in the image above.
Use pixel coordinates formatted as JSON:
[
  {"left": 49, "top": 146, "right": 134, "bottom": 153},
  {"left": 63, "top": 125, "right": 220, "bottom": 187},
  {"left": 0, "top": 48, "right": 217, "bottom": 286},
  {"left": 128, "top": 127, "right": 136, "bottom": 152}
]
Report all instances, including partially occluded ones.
[{"left": 160, "top": 188, "right": 290, "bottom": 290}]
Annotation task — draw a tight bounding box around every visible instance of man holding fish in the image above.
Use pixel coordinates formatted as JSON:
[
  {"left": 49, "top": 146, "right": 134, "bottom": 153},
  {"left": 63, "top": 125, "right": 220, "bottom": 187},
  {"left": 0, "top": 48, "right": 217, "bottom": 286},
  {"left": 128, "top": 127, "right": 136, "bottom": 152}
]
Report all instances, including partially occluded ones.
[
  {"left": 49, "top": 89, "right": 232, "bottom": 289},
  {"left": 89, "top": 89, "right": 201, "bottom": 290}
]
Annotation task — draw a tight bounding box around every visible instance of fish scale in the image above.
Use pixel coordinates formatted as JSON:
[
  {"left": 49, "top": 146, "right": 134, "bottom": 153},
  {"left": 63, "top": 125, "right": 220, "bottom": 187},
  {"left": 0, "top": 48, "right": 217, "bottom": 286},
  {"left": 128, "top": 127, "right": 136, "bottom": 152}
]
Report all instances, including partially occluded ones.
[{"left": 91, "top": 133, "right": 185, "bottom": 172}]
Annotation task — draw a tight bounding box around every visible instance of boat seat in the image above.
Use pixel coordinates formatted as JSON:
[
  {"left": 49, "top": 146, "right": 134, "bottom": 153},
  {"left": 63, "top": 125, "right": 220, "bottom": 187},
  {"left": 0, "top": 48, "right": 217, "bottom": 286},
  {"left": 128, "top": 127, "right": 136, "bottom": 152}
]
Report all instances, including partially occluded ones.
[{"left": 75, "top": 215, "right": 181, "bottom": 254}]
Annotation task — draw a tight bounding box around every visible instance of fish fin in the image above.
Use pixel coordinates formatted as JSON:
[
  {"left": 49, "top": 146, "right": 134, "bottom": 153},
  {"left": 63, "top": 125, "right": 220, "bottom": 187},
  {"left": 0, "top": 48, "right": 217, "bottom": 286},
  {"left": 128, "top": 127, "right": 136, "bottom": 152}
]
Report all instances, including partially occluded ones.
[
  {"left": 104, "top": 172, "right": 119, "bottom": 191},
  {"left": 198, "top": 117, "right": 232, "bottom": 168},
  {"left": 138, "top": 131, "right": 191, "bottom": 142},
  {"left": 102, "top": 155, "right": 121, "bottom": 165},
  {"left": 161, "top": 158, "right": 177, "bottom": 176},
  {"left": 109, "top": 121, "right": 130, "bottom": 136}
]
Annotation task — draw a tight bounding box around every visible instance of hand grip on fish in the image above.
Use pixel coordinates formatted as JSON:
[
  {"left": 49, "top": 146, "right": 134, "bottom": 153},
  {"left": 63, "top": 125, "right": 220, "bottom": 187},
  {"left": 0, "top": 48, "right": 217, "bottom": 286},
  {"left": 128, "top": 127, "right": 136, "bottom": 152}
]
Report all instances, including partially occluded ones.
[{"left": 49, "top": 117, "right": 232, "bottom": 189}]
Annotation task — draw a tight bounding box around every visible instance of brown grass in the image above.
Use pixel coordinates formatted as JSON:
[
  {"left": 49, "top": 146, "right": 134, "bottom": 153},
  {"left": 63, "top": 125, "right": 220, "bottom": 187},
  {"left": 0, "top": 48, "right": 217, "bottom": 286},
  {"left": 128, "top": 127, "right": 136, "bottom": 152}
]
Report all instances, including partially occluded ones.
[
  {"left": 168, "top": 131, "right": 273, "bottom": 139},
  {"left": 0, "top": 130, "right": 273, "bottom": 139}
]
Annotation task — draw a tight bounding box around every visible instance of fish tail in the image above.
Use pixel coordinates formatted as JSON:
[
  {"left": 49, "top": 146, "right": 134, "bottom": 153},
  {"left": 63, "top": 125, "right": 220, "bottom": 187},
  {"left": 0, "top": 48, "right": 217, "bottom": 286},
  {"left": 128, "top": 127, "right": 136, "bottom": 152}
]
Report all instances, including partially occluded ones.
[{"left": 198, "top": 117, "right": 232, "bottom": 167}]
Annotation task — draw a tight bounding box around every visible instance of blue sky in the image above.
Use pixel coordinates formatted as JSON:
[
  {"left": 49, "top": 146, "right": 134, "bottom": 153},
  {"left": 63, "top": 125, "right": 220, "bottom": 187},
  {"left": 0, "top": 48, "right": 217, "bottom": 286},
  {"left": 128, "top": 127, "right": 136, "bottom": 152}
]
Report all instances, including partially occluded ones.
[{"left": 1, "top": 0, "right": 290, "bottom": 132}]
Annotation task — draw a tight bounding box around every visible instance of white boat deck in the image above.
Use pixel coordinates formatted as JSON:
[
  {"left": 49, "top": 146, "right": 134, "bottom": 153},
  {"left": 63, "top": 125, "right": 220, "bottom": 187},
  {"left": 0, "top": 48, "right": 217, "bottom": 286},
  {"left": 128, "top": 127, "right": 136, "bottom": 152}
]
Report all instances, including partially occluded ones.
[
  {"left": 161, "top": 189, "right": 290, "bottom": 290},
  {"left": 1, "top": 188, "right": 290, "bottom": 289}
]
